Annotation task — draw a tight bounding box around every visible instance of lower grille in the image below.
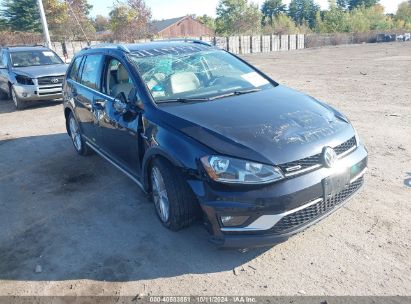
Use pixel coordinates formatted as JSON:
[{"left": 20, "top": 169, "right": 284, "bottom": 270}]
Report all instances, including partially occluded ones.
[
  {"left": 271, "top": 176, "right": 364, "bottom": 233},
  {"left": 38, "top": 85, "right": 62, "bottom": 96}
]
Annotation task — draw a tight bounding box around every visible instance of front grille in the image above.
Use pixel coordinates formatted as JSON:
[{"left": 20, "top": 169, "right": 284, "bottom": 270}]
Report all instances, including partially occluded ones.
[
  {"left": 37, "top": 75, "right": 64, "bottom": 85},
  {"left": 279, "top": 136, "right": 357, "bottom": 175},
  {"left": 271, "top": 176, "right": 364, "bottom": 233},
  {"left": 278, "top": 154, "right": 321, "bottom": 173},
  {"left": 334, "top": 136, "right": 357, "bottom": 155}
]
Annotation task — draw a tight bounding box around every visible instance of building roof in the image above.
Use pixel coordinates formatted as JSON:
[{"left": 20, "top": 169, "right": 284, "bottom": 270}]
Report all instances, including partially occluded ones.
[{"left": 150, "top": 16, "right": 187, "bottom": 33}]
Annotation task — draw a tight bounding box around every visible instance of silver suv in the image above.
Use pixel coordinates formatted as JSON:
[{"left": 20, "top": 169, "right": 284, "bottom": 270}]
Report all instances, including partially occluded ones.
[{"left": 0, "top": 45, "right": 67, "bottom": 109}]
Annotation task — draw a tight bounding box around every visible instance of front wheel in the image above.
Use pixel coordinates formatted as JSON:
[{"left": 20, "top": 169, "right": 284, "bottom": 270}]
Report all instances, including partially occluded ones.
[
  {"left": 11, "top": 86, "right": 25, "bottom": 110},
  {"left": 150, "top": 158, "right": 200, "bottom": 231},
  {"left": 68, "top": 112, "right": 92, "bottom": 156}
]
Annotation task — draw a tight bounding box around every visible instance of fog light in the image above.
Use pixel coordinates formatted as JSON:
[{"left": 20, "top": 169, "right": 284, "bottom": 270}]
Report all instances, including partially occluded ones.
[
  {"left": 22, "top": 92, "right": 28, "bottom": 97},
  {"left": 220, "top": 215, "right": 249, "bottom": 227}
]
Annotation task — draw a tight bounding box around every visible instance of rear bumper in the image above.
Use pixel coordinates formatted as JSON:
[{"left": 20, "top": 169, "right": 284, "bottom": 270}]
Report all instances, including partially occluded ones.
[
  {"left": 13, "top": 83, "right": 62, "bottom": 101},
  {"left": 189, "top": 144, "right": 368, "bottom": 248}
]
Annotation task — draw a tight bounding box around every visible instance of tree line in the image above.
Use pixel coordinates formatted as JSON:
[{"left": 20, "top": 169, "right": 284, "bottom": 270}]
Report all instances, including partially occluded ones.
[
  {"left": 0, "top": 0, "right": 410, "bottom": 42},
  {"left": 212, "top": 0, "right": 411, "bottom": 35}
]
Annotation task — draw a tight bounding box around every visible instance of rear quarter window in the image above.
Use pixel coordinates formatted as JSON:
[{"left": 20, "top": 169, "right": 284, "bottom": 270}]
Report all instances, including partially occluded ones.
[{"left": 68, "top": 56, "right": 83, "bottom": 82}]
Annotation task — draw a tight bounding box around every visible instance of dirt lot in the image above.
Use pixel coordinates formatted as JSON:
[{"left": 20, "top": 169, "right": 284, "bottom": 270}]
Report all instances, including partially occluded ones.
[{"left": 0, "top": 42, "right": 410, "bottom": 296}]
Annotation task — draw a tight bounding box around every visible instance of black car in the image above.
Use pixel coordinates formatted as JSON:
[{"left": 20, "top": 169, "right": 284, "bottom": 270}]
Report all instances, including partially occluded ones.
[
  {"left": 63, "top": 41, "right": 368, "bottom": 248},
  {"left": 0, "top": 45, "right": 67, "bottom": 109}
]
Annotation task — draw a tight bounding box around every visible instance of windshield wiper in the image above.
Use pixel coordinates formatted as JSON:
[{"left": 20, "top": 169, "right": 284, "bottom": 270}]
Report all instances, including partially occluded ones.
[
  {"left": 156, "top": 97, "right": 210, "bottom": 104},
  {"left": 156, "top": 88, "right": 261, "bottom": 104},
  {"left": 209, "top": 88, "right": 261, "bottom": 100}
]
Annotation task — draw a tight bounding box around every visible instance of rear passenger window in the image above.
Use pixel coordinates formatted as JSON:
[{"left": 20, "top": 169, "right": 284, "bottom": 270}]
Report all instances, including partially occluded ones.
[
  {"left": 80, "top": 55, "right": 104, "bottom": 90},
  {"left": 68, "top": 56, "right": 82, "bottom": 81}
]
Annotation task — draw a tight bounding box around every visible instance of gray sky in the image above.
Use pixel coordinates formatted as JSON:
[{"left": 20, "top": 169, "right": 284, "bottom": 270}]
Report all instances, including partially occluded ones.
[{"left": 89, "top": 0, "right": 404, "bottom": 19}]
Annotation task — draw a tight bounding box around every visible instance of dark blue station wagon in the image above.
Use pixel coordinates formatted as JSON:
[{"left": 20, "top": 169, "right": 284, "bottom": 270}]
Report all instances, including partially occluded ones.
[{"left": 63, "top": 41, "right": 368, "bottom": 248}]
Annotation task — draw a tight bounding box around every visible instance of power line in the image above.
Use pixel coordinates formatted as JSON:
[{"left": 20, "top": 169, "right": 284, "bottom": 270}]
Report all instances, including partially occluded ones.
[
  {"left": 37, "top": 0, "right": 51, "bottom": 48},
  {"left": 66, "top": 0, "right": 90, "bottom": 44}
]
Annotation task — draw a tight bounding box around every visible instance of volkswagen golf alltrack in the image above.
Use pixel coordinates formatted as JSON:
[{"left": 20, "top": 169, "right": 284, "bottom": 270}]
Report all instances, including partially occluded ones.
[{"left": 62, "top": 40, "right": 368, "bottom": 248}]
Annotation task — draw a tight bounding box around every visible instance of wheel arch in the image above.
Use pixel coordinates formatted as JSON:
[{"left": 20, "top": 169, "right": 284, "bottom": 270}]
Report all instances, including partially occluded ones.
[
  {"left": 64, "top": 107, "right": 73, "bottom": 136},
  {"left": 142, "top": 147, "right": 184, "bottom": 193}
]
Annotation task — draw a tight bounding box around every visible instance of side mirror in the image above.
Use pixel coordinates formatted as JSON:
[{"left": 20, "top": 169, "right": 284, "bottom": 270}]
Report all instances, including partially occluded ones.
[{"left": 114, "top": 92, "right": 128, "bottom": 114}]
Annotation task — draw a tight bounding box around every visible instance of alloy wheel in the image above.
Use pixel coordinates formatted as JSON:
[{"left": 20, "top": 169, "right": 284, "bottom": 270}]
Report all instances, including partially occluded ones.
[
  {"left": 151, "top": 166, "right": 170, "bottom": 223},
  {"left": 69, "top": 116, "right": 82, "bottom": 151}
]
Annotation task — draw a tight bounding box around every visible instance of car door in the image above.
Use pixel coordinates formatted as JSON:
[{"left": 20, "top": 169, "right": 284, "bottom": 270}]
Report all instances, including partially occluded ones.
[
  {"left": 72, "top": 54, "right": 105, "bottom": 144},
  {"left": 96, "top": 56, "right": 143, "bottom": 177},
  {"left": 0, "top": 50, "right": 10, "bottom": 94}
]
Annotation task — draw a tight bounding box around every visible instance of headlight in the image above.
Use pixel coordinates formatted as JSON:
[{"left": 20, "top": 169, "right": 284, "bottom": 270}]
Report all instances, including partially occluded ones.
[
  {"left": 201, "top": 155, "right": 284, "bottom": 184},
  {"left": 15, "top": 75, "right": 34, "bottom": 85}
]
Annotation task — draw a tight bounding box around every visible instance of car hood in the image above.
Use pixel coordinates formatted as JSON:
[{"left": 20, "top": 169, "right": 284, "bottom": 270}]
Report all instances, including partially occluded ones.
[
  {"left": 12, "top": 64, "right": 68, "bottom": 78},
  {"left": 157, "top": 85, "right": 355, "bottom": 165}
]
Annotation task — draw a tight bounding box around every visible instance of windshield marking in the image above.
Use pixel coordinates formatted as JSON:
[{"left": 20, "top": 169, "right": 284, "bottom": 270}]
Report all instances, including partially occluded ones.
[{"left": 132, "top": 46, "right": 205, "bottom": 58}]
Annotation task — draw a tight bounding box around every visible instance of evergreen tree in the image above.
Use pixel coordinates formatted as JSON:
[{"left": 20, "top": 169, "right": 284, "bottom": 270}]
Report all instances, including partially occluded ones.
[
  {"left": 1, "top": 0, "right": 41, "bottom": 32},
  {"left": 261, "top": 0, "right": 286, "bottom": 25},
  {"left": 288, "top": 0, "right": 320, "bottom": 28},
  {"left": 337, "top": 0, "right": 349, "bottom": 10},
  {"left": 348, "top": 0, "right": 379, "bottom": 10}
]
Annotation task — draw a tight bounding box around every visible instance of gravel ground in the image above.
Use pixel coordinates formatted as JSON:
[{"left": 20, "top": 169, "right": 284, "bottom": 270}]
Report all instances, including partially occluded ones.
[{"left": 0, "top": 42, "right": 410, "bottom": 296}]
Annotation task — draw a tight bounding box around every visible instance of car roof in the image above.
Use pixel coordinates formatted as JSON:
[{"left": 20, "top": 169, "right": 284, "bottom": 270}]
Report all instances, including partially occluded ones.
[
  {"left": 4, "top": 46, "right": 51, "bottom": 53},
  {"left": 127, "top": 41, "right": 212, "bottom": 52}
]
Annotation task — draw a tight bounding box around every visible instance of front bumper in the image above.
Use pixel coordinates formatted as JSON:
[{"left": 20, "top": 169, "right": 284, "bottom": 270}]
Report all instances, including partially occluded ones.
[
  {"left": 13, "top": 83, "right": 62, "bottom": 101},
  {"left": 189, "top": 144, "right": 368, "bottom": 248}
]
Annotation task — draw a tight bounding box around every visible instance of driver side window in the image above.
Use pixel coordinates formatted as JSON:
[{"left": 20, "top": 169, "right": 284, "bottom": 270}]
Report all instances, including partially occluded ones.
[{"left": 105, "top": 57, "right": 133, "bottom": 100}]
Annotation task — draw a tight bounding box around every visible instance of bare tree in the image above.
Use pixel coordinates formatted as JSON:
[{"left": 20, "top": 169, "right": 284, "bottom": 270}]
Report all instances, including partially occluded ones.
[{"left": 109, "top": 0, "right": 152, "bottom": 42}]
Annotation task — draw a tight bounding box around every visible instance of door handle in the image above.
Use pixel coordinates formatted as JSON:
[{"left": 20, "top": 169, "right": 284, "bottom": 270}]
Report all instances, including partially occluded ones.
[{"left": 141, "top": 132, "right": 149, "bottom": 140}]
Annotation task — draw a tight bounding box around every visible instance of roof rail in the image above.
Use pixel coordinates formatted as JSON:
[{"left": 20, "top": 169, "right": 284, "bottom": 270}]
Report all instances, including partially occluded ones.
[
  {"left": 151, "top": 38, "right": 212, "bottom": 47},
  {"left": 83, "top": 43, "right": 130, "bottom": 53}
]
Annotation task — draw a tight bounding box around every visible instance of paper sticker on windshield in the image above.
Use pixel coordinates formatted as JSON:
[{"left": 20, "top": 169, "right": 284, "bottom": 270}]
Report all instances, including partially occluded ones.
[
  {"left": 42, "top": 51, "right": 54, "bottom": 57},
  {"left": 241, "top": 72, "right": 269, "bottom": 87}
]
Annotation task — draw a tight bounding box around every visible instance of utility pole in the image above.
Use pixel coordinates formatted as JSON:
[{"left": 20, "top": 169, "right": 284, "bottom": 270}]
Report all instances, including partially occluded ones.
[{"left": 37, "top": 0, "right": 52, "bottom": 48}]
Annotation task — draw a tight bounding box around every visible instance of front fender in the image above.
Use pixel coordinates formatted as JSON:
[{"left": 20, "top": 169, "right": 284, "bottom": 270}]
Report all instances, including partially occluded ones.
[{"left": 141, "top": 121, "right": 213, "bottom": 192}]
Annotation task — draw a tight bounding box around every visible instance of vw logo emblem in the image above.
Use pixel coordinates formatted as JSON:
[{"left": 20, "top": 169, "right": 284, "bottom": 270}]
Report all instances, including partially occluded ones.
[
  {"left": 51, "top": 78, "right": 59, "bottom": 84},
  {"left": 323, "top": 147, "right": 337, "bottom": 168}
]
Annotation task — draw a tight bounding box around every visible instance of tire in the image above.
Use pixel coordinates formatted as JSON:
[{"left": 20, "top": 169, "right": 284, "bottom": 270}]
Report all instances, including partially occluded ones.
[
  {"left": 0, "top": 87, "right": 9, "bottom": 100},
  {"left": 10, "top": 86, "right": 26, "bottom": 110},
  {"left": 68, "top": 112, "right": 93, "bottom": 156},
  {"left": 150, "top": 158, "right": 200, "bottom": 231}
]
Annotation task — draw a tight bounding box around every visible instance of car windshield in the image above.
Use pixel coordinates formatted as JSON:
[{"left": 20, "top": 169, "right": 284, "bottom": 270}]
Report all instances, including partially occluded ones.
[
  {"left": 10, "top": 50, "right": 63, "bottom": 67},
  {"left": 129, "top": 47, "right": 274, "bottom": 103}
]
